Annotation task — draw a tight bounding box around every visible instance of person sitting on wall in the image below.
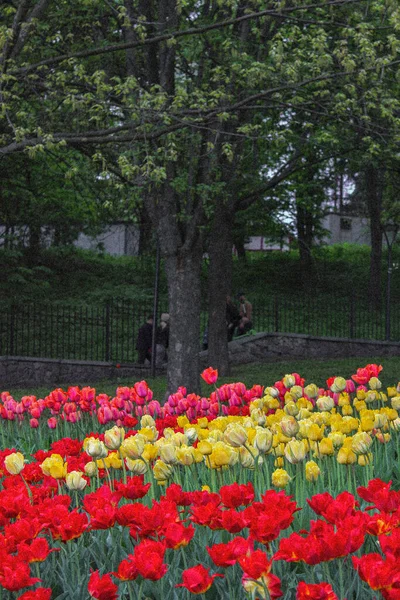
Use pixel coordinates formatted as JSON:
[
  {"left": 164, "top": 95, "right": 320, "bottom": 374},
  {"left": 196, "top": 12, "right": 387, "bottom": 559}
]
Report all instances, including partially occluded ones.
[{"left": 136, "top": 315, "right": 153, "bottom": 364}]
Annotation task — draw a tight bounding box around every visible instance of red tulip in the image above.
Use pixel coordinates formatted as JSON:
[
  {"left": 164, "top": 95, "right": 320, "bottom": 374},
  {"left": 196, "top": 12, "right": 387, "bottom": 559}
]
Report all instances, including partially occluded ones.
[
  {"left": 132, "top": 539, "right": 167, "bottom": 580},
  {"left": 112, "top": 557, "right": 138, "bottom": 581},
  {"left": 0, "top": 555, "right": 41, "bottom": 591},
  {"left": 296, "top": 581, "right": 339, "bottom": 600},
  {"left": 16, "top": 588, "right": 52, "bottom": 600},
  {"left": 352, "top": 552, "right": 400, "bottom": 593},
  {"left": 220, "top": 482, "right": 255, "bottom": 509},
  {"left": 239, "top": 549, "right": 282, "bottom": 599},
  {"left": 201, "top": 367, "right": 218, "bottom": 385},
  {"left": 88, "top": 570, "right": 118, "bottom": 600},
  {"left": 176, "top": 564, "right": 223, "bottom": 594},
  {"left": 207, "top": 536, "right": 252, "bottom": 567}
]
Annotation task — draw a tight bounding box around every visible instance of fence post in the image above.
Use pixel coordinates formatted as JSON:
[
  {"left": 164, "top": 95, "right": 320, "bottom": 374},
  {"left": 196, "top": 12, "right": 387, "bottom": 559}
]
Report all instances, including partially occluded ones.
[
  {"left": 349, "top": 293, "right": 355, "bottom": 338},
  {"left": 105, "top": 302, "right": 111, "bottom": 362},
  {"left": 9, "top": 304, "right": 16, "bottom": 355},
  {"left": 274, "top": 296, "right": 279, "bottom": 332}
]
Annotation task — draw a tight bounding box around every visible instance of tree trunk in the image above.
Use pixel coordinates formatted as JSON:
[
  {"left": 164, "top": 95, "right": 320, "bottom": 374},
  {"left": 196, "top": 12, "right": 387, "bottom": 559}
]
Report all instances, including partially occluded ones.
[
  {"left": 207, "top": 203, "right": 234, "bottom": 375},
  {"left": 366, "top": 164, "right": 383, "bottom": 309},
  {"left": 163, "top": 242, "right": 203, "bottom": 395}
]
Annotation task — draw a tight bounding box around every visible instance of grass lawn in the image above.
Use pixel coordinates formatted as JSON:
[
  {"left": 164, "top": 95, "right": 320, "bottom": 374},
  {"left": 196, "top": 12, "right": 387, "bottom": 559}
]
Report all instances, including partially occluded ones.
[{"left": 5, "top": 355, "right": 399, "bottom": 402}]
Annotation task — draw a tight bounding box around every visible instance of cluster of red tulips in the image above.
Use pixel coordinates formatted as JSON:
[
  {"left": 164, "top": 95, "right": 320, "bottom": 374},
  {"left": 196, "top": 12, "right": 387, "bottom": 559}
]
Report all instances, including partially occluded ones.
[
  {"left": 0, "top": 363, "right": 399, "bottom": 598},
  {"left": 0, "top": 438, "right": 399, "bottom": 598}
]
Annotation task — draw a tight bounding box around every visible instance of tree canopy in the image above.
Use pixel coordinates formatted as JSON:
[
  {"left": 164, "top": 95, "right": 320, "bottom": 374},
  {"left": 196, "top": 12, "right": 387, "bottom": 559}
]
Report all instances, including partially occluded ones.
[{"left": 2, "top": 0, "right": 400, "bottom": 391}]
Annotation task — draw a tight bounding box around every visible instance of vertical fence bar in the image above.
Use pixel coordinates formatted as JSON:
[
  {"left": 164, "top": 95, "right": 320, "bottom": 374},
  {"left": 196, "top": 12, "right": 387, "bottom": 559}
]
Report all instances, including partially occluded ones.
[
  {"left": 274, "top": 296, "right": 279, "bottom": 332},
  {"left": 9, "top": 304, "right": 15, "bottom": 355},
  {"left": 105, "top": 302, "right": 111, "bottom": 362},
  {"left": 349, "top": 293, "right": 355, "bottom": 339}
]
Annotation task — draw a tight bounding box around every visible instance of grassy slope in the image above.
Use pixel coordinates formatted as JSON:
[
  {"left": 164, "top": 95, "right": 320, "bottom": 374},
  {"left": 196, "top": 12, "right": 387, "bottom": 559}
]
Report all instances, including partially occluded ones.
[
  {"left": 6, "top": 356, "right": 399, "bottom": 401},
  {"left": 2, "top": 242, "right": 400, "bottom": 305}
]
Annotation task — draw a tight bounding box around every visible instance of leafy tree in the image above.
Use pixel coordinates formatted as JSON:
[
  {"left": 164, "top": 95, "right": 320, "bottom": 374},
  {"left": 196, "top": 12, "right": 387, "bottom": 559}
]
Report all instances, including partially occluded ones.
[{"left": 1, "top": 0, "right": 400, "bottom": 391}]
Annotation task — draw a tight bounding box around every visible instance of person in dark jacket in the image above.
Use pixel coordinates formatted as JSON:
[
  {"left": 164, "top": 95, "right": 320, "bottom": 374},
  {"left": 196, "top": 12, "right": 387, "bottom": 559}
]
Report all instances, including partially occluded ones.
[
  {"left": 136, "top": 315, "right": 153, "bottom": 364},
  {"left": 155, "top": 313, "right": 170, "bottom": 365},
  {"left": 226, "top": 295, "right": 241, "bottom": 341}
]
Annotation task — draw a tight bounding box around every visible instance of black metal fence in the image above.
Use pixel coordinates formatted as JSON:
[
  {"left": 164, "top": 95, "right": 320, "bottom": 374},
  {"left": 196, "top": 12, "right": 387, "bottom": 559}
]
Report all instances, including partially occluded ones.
[{"left": 0, "top": 294, "right": 399, "bottom": 363}]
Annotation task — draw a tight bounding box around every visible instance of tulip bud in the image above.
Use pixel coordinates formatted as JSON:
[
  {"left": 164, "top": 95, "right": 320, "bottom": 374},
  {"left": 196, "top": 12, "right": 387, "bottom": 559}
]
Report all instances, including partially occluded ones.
[
  {"left": 4, "top": 452, "right": 25, "bottom": 475},
  {"left": 184, "top": 427, "right": 198, "bottom": 444},
  {"left": 85, "top": 437, "right": 108, "bottom": 459},
  {"left": 369, "top": 377, "right": 382, "bottom": 390},
  {"left": 351, "top": 431, "right": 373, "bottom": 455},
  {"left": 316, "top": 396, "right": 334, "bottom": 412},
  {"left": 125, "top": 458, "right": 148, "bottom": 475},
  {"left": 330, "top": 377, "right": 346, "bottom": 393},
  {"left": 283, "top": 374, "right": 296, "bottom": 388},
  {"left": 271, "top": 468, "right": 291, "bottom": 488},
  {"left": 66, "top": 471, "right": 87, "bottom": 491},
  {"left": 337, "top": 447, "right": 357, "bottom": 465},
  {"left": 140, "top": 415, "right": 156, "bottom": 428},
  {"left": 284, "top": 401, "right": 299, "bottom": 417},
  {"left": 304, "top": 384, "right": 319, "bottom": 399},
  {"left": 153, "top": 459, "right": 173, "bottom": 483},
  {"left": 253, "top": 428, "right": 273, "bottom": 454},
  {"left": 284, "top": 439, "right": 306, "bottom": 464},
  {"left": 305, "top": 460, "right": 320, "bottom": 482},
  {"left": 84, "top": 461, "right": 97, "bottom": 477},
  {"left": 104, "top": 426, "right": 125, "bottom": 450},
  {"left": 374, "top": 413, "right": 388, "bottom": 429},
  {"left": 280, "top": 416, "right": 299, "bottom": 438},
  {"left": 223, "top": 424, "right": 248, "bottom": 447},
  {"left": 121, "top": 436, "right": 145, "bottom": 459},
  {"left": 197, "top": 440, "right": 213, "bottom": 455},
  {"left": 159, "top": 443, "right": 178, "bottom": 465}
]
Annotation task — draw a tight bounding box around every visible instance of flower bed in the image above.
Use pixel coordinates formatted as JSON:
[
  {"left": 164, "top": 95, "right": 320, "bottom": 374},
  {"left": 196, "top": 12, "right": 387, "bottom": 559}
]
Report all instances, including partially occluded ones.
[{"left": 0, "top": 364, "right": 399, "bottom": 599}]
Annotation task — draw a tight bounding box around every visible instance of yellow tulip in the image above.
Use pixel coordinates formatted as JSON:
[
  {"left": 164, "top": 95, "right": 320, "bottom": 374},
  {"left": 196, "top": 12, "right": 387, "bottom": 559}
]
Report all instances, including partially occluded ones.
[
  {"left": 307, "top": 424, "right": 324, "bottom": 442},
  {"left": 66, "top": 471, "right": 87, "bottom": 491},
  {"left": 197, "top": 440, "right": 213, "bottom": 455},
  {"left": 284, "top": 439, "right": 306, "bottom": 464},
  {"left": 305, "top": 460, "right": 321, "bottom": 482},
  {"left": 253, "top": 428, "right": 273, "bottom": 454},
  {"left": 223, "top": 424, "right": 248, "bottom": 447},
  {"left": 159, "top": 443, "right": 178, "bottom": 465},
  {"left": 153, "top": 459, "right": 173, "bottom": 482},
  {"left": 121, "top": 436, "right": 145, "bottom": 459},
  {"left": 271, "top": 468, "right": 291, "bottom": 488},
  {"left": 85, "top": 438, "right": 108, "bottom": 459},
  {"left": 369, "top": 377, "right": 382, "bottom": 390},
  {"left": 316, "top": 396, "right": 334, "bottom": 412},
  {"left": 351, "top": 431, "right": 373, "bottom": 455},
  {"left": 84, "top": 461, "right": 97, "bottom": 477},
  {"left": 104, "top": 426, "right": 125, "bottom": 450},
  {"left": 358, "top": 453, "right": 373, "bottom": 466},
  {"left": 337, "top": 447, "right": 357, "bottom": 465},
  {"left": 4, "top": 452, "right": 25, "bottom": 475},
  {"left": 140, "top": 415, "right": 156, "bottom": 428},
  {"left": 317, "top": 437, "right": 334, "bottom": 456},
  {"left": 280, "top": 416, "right": 299, "bottom": 438},
  {"left": 142, "top": 443, "right": 158, "bottom": 462},
  {"left": 40, "top": 454, "right": 67, "bottom": 479},
  {"left": 125, "top": 458, "right": 148, "bottom": 475},
  {"left": 176, "top": 446, "right": 195, "bottom": 466}
]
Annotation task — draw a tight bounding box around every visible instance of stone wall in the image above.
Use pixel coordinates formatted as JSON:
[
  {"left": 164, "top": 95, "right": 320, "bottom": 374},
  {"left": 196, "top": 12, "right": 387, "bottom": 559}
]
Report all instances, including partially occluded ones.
[
  {"left": 217, "top": 332, "right": 400, "bottom": 366},
  {"left": 2, "top": 332, "right": 400, "bottom": 387},
  {"left": 0, "top": 356, "right": 159, "bottom": 388}
]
